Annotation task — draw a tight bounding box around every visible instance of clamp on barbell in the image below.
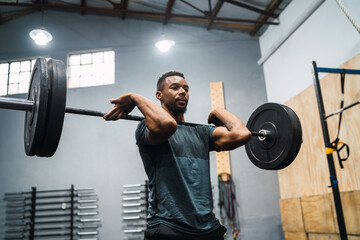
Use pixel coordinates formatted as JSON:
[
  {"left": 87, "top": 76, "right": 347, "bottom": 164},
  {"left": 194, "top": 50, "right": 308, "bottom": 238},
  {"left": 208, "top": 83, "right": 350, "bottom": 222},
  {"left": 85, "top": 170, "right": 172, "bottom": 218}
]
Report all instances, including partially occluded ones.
[{"left": 256, "top": 129, "right": 268, "bottom": 141}]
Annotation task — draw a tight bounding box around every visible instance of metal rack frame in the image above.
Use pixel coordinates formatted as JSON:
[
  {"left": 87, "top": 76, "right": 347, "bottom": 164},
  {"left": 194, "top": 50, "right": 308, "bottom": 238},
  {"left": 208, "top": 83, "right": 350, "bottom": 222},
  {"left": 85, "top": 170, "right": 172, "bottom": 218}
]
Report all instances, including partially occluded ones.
[{"left": 312, "top": 61, "right": 360, "bottom": 240}]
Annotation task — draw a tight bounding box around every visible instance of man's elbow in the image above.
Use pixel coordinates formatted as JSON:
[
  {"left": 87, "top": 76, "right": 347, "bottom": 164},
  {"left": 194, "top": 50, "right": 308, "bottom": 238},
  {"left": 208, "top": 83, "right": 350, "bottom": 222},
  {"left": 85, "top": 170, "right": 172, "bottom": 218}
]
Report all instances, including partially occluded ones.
[
  {"left": 163, "top": 119, "right": 178, "bottom": 136},
  {"left": 152, "top": 118, "right": 177, "bottom": 137}
]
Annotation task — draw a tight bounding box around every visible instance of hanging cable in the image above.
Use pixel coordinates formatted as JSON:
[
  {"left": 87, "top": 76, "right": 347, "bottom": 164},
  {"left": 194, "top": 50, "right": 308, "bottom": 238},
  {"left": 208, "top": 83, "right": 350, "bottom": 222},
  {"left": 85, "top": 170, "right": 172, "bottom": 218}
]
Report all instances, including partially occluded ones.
[{"left": 218, "top": 174, "right": 240, "bottom": 240}]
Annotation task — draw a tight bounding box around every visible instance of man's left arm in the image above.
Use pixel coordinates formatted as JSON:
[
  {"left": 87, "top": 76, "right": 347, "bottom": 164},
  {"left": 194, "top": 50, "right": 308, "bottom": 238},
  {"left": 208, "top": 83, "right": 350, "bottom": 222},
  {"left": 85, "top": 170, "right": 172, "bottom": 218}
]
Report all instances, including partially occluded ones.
[{"left": 208, "top": 107, "right": 251, "bottom": 151}]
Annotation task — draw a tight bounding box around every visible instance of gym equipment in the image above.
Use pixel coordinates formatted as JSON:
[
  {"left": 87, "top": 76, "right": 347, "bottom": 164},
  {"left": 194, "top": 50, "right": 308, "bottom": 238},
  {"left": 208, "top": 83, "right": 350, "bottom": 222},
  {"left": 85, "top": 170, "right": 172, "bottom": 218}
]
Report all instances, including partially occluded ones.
[{"left": 0, "top": 57, "right": 303, "bottom": 170}]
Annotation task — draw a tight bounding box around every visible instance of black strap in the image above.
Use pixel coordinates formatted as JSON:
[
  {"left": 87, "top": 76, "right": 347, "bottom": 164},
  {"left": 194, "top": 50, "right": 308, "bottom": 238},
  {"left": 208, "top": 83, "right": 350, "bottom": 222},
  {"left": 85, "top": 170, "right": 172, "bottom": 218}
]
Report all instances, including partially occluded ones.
[
  {"left": 331, "top": 70, "right": 350, "bottom": 169},
  {"left": 336, "top": 71, "right": 345, "bottom": 140},
  {"left": 337, "top": 142, "right": 350, "bottom": 168}
]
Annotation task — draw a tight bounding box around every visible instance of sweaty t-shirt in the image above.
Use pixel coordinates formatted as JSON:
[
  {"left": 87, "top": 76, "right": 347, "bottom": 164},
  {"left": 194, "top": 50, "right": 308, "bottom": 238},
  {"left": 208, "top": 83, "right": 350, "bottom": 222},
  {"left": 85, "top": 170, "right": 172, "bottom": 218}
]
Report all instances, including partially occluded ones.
[{"left": 135, "top": 120, "right": 220, "bottom": 234}]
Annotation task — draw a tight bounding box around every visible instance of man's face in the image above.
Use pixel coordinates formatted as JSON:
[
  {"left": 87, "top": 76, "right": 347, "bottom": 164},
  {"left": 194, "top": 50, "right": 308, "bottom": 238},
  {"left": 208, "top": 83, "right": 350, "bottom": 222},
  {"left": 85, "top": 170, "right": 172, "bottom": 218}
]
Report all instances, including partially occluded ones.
[{"left": 157, "top": 75, "right": 189, "bottom": 114}]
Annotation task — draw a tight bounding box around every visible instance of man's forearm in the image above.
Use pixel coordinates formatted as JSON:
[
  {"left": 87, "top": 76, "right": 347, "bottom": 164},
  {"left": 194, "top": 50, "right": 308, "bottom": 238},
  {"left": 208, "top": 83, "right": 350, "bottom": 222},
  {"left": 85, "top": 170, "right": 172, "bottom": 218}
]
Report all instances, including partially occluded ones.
[{"left": 131, "top": 93, "right": 177, "bottom": 137}]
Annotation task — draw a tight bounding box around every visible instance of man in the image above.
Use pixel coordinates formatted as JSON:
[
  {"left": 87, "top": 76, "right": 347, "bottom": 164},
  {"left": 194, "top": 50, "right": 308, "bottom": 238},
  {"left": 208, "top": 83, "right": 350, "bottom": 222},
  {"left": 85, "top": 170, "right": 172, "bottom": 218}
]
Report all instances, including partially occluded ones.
[{"left": 104, "top": 71, "right": 251, "bottom": 240}]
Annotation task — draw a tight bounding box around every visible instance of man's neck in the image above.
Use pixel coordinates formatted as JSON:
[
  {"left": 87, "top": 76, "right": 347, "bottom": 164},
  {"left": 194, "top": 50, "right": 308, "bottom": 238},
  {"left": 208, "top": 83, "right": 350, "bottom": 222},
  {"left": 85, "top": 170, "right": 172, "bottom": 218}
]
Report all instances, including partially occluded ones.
[
  {"left": 172, "top": 112, "right": 184, "bottom": 123},
  {"left": 162, "top": 106, "right": 184, "bottom": 122}
]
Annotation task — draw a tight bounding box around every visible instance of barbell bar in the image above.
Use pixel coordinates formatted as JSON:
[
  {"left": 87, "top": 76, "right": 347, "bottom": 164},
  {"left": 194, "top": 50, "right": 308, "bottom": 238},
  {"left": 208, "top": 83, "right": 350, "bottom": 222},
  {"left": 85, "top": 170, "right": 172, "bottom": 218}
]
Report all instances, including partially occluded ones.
[
  {"left": 0, "top": 57, "right": 303, "bottom": 170},
  {"left": 0, "top": 97, "right": 264, "bottom": 136}
]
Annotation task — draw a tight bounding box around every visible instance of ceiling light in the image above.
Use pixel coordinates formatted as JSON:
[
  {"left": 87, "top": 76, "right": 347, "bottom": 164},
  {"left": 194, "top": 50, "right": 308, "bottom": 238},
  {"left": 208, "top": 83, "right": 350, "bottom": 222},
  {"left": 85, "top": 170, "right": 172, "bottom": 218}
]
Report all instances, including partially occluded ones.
[
  {"left": 155, "top": 39, "right": 175, "bottom": 53},
  {"left": 30, "top": 10, "right": 52, "bottom": 46},
  {"left": 29, "top": 27, "right": 53, "bottom": 46}
]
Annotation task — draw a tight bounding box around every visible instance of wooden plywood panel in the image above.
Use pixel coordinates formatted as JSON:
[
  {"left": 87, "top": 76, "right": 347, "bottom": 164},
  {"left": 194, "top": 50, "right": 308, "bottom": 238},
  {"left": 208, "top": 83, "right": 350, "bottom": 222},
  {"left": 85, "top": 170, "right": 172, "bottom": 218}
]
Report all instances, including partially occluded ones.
[
  {"left": 284, "top": 232, "right": 307, "bottom": 240},
  {"left": 342, "top": 191, "right": 360, "bottom": 235},
  {"left": 215, "top": 151, "right": 231, "bottom": 177},
  {"left": 308, "top": 233, "right": 340, "bottom": 240},
  {"left": 308, "top": 233, "right": 360, "bottom": 240},
  {"left": 210, "top": 81, "right": 231, "bottom": 180},
  {"left": 279, "top": 54, "right": 360, "bottom": 199},
  {"left": 330, "top": 191, "right": 360, "bottom": 235},
  {"left": 210, "top": 81, "right": 225, "bottom": 109},
  {"left": 280, "top": 198, "right": 305, "bottom": 232},
  {"left": 279, "top": 85, "right": 327, "bottom": 198},
  {"left": 301, "top": 194, "right": 337, "bottom": 233}
]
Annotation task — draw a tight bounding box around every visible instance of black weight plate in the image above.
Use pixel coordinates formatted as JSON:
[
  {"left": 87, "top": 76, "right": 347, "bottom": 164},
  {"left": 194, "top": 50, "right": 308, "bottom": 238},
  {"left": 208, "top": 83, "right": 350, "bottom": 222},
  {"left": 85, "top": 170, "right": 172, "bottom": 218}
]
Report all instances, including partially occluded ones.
[
  {"left": 37, "top": 59, "right": 67, "bottom": 157},
  {"left": 245, "top": 103, "right": 302, "bottom": 170},
  {"left": 24, "top": 58, "right": 49, "bottom": 156},
  {"left": 272, "top": 105, "right": 302, "bottom": 170}
]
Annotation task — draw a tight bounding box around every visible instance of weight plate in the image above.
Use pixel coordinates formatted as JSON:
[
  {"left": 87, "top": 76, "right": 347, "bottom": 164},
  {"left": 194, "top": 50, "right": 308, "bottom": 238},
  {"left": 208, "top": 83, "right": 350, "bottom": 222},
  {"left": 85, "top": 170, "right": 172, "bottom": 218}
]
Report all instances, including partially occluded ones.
[
  {"left": 24, "top": 58, "right": 49, "bottom": 156},
  {"left": 37, "top": 59, "right": 67, "bottom": 157},
  {"left": 245, "top": 103, "right": 302, "bottom": 170}
]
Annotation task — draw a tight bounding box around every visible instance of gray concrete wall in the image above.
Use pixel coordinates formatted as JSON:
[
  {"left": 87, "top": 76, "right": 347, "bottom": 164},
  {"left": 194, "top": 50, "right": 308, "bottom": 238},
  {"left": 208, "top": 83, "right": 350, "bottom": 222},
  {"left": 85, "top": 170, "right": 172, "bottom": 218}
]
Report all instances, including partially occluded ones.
[{"left": 0, "top": 11, "right": 282, "bottom": 239}]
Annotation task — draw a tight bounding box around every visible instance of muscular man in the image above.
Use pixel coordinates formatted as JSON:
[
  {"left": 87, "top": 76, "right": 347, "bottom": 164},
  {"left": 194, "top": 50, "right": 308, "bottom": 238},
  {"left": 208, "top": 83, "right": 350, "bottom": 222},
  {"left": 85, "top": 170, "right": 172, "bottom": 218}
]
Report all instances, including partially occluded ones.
[{"left": 104, "top": 71, "right": 251, "bottom": 240}]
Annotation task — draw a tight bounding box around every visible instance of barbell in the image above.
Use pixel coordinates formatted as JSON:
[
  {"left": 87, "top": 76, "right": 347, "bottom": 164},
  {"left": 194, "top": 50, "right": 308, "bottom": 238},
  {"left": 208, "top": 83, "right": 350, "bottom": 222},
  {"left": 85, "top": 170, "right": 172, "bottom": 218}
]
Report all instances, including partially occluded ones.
[{"left": 0, "top": 57, "right": 303, "bottom": 170}]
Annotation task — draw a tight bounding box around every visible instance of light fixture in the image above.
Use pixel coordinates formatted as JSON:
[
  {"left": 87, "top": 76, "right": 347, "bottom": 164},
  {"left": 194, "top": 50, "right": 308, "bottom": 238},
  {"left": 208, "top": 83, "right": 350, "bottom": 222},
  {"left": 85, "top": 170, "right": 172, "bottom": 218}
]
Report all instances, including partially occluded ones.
[
  {"left": 30, "top": 10, "right": 53, "bottom": 46},
  {"left": 29, "top": 27, "right": 53, "bottom": 46},
  {"left": 155, "top": 34, "right": 175, "bottom": 53}
]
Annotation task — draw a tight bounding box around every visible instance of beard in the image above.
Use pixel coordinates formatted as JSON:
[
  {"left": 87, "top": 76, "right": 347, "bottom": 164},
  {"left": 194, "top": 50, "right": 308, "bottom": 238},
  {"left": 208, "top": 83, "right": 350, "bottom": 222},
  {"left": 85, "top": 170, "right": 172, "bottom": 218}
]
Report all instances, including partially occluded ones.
[{"left": 173, "top": 105, "right": 187, "bottom": 114}]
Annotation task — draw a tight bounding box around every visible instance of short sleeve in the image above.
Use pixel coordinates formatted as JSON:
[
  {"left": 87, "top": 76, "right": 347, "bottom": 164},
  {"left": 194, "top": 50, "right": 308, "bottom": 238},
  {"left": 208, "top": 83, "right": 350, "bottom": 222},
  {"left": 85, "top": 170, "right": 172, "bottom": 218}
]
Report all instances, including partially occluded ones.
[
  {"left": 135, "top": 120, "right": 150, "bottom": 146},
  {"left": 208, "top": 125, "right": 217, "bottom": 152}
]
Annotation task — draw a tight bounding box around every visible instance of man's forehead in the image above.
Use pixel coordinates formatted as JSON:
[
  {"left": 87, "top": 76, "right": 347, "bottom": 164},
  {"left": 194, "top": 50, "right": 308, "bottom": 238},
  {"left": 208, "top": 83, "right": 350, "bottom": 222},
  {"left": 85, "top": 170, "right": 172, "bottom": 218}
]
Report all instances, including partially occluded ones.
[{"left": 164, "top": 75, "right": 187, "bottom": 85}]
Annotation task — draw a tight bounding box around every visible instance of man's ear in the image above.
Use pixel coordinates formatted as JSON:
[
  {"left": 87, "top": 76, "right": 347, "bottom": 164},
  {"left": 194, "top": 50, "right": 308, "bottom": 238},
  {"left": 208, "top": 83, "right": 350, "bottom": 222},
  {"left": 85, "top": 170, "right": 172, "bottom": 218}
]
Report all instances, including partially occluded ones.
[{"left": 156, "top": 91, "right": 163, "bottom": 101}]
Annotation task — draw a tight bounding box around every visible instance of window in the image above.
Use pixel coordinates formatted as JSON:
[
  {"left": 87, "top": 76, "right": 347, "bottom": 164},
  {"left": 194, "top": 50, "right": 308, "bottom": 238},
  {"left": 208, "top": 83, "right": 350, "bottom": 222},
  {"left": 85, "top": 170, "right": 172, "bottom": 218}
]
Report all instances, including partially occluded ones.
[
  {"left": 67, "top": 50, "right": 115, "bottom": 88},
  {"left": 0, "top": 59, "right": 36, "bottom": 96}
]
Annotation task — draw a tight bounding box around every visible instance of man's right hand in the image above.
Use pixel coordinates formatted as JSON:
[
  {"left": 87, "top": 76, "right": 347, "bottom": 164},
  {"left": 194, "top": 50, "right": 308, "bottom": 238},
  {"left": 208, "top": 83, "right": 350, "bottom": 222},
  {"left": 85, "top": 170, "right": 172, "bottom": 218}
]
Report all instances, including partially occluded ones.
[{"left": 103, "top": 93, "right": 136, "bottom": 121}]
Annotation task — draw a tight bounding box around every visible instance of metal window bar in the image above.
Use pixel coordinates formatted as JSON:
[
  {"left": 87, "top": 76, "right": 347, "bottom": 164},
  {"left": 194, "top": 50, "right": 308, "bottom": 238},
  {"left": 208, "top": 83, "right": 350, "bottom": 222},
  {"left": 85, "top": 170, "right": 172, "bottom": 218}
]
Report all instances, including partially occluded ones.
[{"left": 311, "top": 61, "right": 360, "bottom": 240}]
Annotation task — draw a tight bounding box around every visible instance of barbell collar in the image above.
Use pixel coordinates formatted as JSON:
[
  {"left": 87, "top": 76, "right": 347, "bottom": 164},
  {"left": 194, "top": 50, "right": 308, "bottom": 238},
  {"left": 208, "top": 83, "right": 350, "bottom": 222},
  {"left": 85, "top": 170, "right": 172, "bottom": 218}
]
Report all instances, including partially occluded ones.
[{"left": 257, "top": 129, "right": 269, "bottom": 141}]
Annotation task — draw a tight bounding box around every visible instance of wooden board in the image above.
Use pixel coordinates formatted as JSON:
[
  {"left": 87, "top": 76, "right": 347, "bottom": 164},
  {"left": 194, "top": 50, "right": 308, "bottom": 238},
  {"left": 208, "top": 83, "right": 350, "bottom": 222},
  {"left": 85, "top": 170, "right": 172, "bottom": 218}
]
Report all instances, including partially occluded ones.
[
  {"left": 308, "top": 233, "right": 340, "bottom": 240},
  {"left": 308, "top": 233, "right": 360, "bottom": 240},
  {"left": 331, "top": 191, "right": 360, "bottom": 235},
  {"left": 301, "top": 194, "right": 338, "bottom": 233},
  {"left": 210, "top": 81, "right": 231, "bottom": 180},
  {"left": 284, "top": 231, "right": 308, "bottom": 240},
  {"left": 280, "top": 198, "right": 305, "bottom": 232},
  {"left": 280, "top": 191, "right": 360, "bottom": 237},
  {"left": 279, "top": 54, "right": 360, "bottom": 199}
]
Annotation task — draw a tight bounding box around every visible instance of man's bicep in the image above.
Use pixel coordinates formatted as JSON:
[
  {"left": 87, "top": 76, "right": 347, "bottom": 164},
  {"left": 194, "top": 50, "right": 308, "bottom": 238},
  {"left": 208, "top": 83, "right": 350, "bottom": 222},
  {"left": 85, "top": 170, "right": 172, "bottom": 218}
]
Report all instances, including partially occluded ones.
[{"left": 212, "top": 127, "right": 230, "bottom": 150}]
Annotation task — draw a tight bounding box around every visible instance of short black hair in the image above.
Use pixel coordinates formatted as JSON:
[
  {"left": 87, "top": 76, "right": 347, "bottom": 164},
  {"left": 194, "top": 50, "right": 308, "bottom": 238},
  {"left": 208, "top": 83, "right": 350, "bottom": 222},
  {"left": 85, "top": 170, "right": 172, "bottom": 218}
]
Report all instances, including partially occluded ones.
[{"left": 157, "top": 71, "right": 185, "bottom": 91}]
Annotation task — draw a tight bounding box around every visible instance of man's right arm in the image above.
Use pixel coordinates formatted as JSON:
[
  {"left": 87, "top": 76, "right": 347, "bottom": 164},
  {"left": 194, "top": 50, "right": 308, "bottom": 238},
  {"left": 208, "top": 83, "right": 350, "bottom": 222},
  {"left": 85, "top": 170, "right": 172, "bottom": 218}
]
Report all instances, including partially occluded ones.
[{"left": 104, "top": 93, "right": 177, "bottom": 144}]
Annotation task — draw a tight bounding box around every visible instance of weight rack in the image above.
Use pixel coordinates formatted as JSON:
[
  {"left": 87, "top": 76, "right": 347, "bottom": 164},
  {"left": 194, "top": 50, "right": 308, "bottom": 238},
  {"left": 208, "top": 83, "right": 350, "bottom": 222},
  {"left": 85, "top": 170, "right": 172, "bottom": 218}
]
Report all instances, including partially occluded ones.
[
  {"left": 312, "top": 61, "right": 360, "bottom": 240},
  {"left": 121, "top": 181, "right": 149, "bottom": 240},
  {"left": 3, "top": 185, "right": 101, "bottom": 240}
]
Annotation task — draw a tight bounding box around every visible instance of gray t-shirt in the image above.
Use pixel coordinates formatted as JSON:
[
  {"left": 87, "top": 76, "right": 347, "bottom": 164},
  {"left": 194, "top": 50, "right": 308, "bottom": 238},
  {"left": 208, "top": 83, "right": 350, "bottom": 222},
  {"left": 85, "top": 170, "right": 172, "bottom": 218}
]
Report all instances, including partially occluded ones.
[{"left": 135, "top": 120, "right": 220, "bottom": 234}]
